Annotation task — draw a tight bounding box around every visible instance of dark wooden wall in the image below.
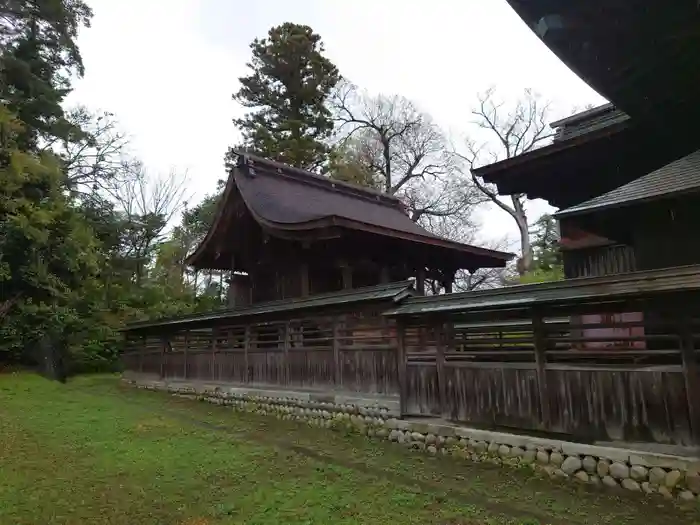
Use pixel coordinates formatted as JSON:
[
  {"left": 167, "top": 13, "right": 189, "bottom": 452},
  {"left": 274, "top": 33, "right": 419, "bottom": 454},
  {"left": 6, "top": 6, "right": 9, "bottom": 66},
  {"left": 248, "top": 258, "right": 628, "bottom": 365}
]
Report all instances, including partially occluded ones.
[
  {"left": 399, "top": 296, "right": 700, "bottom": 446},
  {"left": 123, "top": 310, "right": 399, "bottom": 396}
]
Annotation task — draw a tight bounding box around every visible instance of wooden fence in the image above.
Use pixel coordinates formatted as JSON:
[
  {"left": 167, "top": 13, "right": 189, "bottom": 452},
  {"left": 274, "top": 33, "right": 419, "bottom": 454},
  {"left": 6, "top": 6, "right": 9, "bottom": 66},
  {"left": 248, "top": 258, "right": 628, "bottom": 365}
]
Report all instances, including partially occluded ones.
[
  {"left": 123, "top": 310, "right": 399, "bottom": 396},
  {"left": 122, "top": 269, "right": 700, "bottom": 446},
  {"left": 397, "top": 293, "right": 700, "bottom": 446}
]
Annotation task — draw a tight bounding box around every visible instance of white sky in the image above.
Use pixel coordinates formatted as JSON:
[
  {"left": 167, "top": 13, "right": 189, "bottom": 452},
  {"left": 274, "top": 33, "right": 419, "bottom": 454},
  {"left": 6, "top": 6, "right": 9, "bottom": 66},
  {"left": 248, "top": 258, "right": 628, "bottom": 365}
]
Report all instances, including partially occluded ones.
[{"left": 66, "top": 0, "right": 605, "bottom": 251}]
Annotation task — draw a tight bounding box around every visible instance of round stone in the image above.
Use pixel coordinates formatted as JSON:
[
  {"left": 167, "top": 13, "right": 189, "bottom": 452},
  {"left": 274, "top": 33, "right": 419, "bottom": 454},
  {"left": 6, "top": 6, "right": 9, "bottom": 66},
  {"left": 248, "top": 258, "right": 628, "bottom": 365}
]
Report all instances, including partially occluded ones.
[
  {"left": 589, "top": 475, "right": 601, "bottom": 486},
  {"left": 596, "top": 459, "right": 610, "bottom": 477},
  {"left": 425, "top": 434, "right": 437, "bottom": 445},
  {"left": 648, "top": 467, "right": 666, "bottom": 485},
  {"left": 665, "top": 469, "right": 683, "bottom": 489},
  {"left": 609, "top": 462, "right": 630, "bottom": 480},
  {"left": 621, "top": 479, "right": 641, "bottom": 492},
  {"left": 473, "top": 441, "right": 487, "bottom": 453},
  {"left": 549, "top": 452, "right": 564, "bottom": 467},
  {"left": 427, "top": 445, "right": 438, "bottom": 455},
  {"left": 582, "top": 456, "right": 597, "bottom": 473},
  {"left": 658, "top": 486, "right": 673, "bottom": 499},
  {"left": 574, "top": 471, "right": 589, "bottom": 483},
  {"left": 602, "top": 476, "right": 619, "bottom": 488},
  {"left": 630, "top": 465, "right": 648, "bottom": 481},
  {"left": 521, "top": 450, "right": 536, "bottom": 464},
  {"left": 679, "top": 490, "right": 696, "bottom": 502},
  {"left": 536, "top": 451, "right": 550, "bottom": 465},
  {"left": 487, "top": 442, "right": 500, "bottom": 454},
  {"left": 445, "top": 436, "right": 457, "bottom": 447},
  {"left": 561, "top": 456, "right": 583, "bottom": 475},
  {"left": 511, "top": 446, "right": 525, "bottom": 458},
  {"left": 498, "top": 445, "right": 511, "bottom": 458},
  {"left": 411, "top": 432, "right": 425, "bottom": 442},
  {"left": 641, "top": 482, "right": 654, "bottom": 494},
  {"left": 685, "top": 471, "right": 700, "bottom": 494}
]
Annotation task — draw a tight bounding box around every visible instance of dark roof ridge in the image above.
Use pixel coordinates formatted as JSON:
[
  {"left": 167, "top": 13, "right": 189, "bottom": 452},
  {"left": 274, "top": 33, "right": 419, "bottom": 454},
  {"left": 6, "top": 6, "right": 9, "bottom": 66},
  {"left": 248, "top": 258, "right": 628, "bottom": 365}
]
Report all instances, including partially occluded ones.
[
  {"left": 549, "top": 103, "right": 617, "bottom": 129},
  {"left": 234, "top": 151, "right": 403, "bottom": 211}
]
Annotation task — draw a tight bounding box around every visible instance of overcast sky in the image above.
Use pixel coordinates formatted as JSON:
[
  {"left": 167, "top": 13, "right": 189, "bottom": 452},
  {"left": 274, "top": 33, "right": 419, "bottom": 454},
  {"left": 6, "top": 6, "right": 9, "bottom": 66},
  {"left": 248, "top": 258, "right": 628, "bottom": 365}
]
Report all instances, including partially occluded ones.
[{"left": 66, "top": 0, "right": 605, "bottom": 249}]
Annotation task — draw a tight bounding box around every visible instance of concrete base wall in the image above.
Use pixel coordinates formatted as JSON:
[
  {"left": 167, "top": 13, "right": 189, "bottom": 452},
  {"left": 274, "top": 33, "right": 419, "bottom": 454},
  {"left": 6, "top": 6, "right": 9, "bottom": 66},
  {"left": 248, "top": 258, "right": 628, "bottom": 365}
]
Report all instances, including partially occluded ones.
[{"left": 124, "top": 375, "right": 700, "bottom": 503}]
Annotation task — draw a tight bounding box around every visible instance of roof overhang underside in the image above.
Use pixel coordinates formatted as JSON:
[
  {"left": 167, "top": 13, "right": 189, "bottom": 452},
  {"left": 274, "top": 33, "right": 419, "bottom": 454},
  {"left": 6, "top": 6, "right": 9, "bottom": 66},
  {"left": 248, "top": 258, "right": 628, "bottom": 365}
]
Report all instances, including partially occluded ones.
[
  {"left": 474, "top": 116, "right": 700, "bottom": 209},
  {"left": 506, "top": 1, "right": 700, "bottom": 124}
]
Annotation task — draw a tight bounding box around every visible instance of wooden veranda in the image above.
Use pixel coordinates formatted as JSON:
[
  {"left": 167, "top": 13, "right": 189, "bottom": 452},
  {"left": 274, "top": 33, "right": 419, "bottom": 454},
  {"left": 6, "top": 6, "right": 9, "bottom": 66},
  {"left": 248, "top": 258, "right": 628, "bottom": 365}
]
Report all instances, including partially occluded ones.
[{"left": 122, "top": 265, "right": 700, "bottom": 447}]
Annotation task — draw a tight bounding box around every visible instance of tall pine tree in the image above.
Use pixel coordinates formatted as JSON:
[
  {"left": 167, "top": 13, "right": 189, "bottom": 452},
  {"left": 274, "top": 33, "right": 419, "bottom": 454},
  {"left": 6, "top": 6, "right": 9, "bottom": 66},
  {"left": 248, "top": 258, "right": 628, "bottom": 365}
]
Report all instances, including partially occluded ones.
[{"left": 229, "top": 23, "right": 341, "bottom": 171}]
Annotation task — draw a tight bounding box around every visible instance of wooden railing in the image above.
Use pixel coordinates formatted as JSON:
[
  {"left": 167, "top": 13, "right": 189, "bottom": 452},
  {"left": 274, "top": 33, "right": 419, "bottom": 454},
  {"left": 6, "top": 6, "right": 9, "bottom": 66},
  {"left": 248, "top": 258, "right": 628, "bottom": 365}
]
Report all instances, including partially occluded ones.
[
  {"left": 122, "top": 311, "right": 399, "bottom": 396},
  {"left": 397, "top": 294, "right": 700, "bottom": 446}
]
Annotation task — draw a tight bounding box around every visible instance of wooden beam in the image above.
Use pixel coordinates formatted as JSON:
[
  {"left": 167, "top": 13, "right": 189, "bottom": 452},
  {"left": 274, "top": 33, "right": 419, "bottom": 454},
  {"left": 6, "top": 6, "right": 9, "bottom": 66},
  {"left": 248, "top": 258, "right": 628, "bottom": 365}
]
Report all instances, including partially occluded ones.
[
  {"left": 301, "top": 262, "right": 310, "bottom": 296},
  {"left": 532, "top": 309, "right": 551, "bottom": 428},
  {"left": 396, "top": 319, "right": 408, "bottom": 416},
  {"left": 380, "top": 265, "right": 390, "bottom": 284},
  {"left": 680, "top": 313, "right": 700, "bottom": 444},
  {"left": 338, "top": 260, "right": 353, "bottom": 289},
  {"left": 416, "top": 268, "right": 426, "bottom": 295}
]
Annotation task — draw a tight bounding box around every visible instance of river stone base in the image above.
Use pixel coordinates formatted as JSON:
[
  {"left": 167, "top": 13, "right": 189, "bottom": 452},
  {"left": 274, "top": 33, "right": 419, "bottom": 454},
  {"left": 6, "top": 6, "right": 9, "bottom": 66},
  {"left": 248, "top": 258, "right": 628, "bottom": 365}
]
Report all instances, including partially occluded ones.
[{"left": 124, "top": 377, "right": 700, "bottom": 504}]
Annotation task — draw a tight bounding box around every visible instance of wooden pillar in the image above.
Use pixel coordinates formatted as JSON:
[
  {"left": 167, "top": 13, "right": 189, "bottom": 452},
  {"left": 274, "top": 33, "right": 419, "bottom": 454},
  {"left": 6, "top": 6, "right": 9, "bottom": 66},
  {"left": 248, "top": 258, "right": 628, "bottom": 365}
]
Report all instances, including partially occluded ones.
[
  {"left": 183, "top": 330, "right": 189, "bottom": 379},
  {"left": 211, "top": 328, "right": 218, "bottom": 381},
  {"left": 396, "top": 319, "right": 408, "bottom": 416},
  {"left": 416, "top": 268, "right": 426, "bottom": 295},
  {"left": 380, "top": 265, "right": 390, "bottom": 284},
  {"left": 339, "top": 260, "right": 352, "bottom": 290},
  {"left": 244, "top": 325, "right": 251, "bottom": 383},
  {"left": 680, "top": 314, "right": 700, "bottom": 443},
  {"left": 300, "top": 262, "right": 310, "bottom": 297},
  {"left": 283, "top": 322, "right": 290, "bottom": 385},
  {"left": 436, "top": 321, "right": 448, "bottom": 418},
  {"left": 333, "top": 317, "right": 341, "bottom": 386},
  {"left": 139, "top": 335, "right": 145, "bottom": 373},
  {"left": 532, "top": 308, "right": 551, "bottom": 427},
  {"left": 160, "top": 336, "right": 166, "bottom": 379}
]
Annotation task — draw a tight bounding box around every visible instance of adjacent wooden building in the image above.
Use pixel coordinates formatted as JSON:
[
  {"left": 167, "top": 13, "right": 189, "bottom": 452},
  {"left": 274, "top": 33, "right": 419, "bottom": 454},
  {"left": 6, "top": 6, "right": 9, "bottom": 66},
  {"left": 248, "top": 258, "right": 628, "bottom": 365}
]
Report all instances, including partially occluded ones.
[{"left": 189, "top": 152, "right": 511, "bottom": 305}]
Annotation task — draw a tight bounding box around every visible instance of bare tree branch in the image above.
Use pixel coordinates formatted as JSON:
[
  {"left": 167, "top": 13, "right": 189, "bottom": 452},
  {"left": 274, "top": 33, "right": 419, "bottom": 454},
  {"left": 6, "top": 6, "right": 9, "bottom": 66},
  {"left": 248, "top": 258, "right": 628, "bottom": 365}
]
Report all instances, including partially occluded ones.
[{"left": 453, "top": 87, "right": 555, "bottom": 276}]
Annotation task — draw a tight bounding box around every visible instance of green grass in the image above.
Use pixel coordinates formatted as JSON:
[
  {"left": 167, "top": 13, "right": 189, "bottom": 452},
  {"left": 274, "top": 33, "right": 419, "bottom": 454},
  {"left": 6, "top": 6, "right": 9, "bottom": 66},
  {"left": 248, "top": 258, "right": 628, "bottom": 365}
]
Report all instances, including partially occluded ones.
[{"left": 1, "top": 374, "right": 699, "bottom": 525}]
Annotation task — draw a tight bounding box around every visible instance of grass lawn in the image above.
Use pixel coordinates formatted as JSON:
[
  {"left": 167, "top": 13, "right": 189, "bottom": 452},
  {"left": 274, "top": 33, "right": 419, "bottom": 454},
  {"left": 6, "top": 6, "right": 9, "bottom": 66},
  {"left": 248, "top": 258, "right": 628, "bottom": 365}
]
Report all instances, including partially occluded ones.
[{"left": 1, "top": 374, "right": 699, "bottom": 525}]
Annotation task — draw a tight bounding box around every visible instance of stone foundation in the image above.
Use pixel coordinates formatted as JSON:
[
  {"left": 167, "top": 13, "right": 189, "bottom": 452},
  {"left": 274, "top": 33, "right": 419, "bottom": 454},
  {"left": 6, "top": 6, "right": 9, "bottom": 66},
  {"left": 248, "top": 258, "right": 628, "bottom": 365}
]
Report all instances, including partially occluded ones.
[{"left": 126, "top": 378, "right": 700, "bottom": 503}]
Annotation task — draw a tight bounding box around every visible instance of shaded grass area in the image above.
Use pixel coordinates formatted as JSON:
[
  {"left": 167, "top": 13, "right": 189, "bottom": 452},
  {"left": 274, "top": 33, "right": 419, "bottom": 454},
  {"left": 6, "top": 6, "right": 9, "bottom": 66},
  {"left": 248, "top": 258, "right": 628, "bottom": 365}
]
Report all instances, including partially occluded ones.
[{"left": 1, "top": 374, "right": 699, "bottom": 525}]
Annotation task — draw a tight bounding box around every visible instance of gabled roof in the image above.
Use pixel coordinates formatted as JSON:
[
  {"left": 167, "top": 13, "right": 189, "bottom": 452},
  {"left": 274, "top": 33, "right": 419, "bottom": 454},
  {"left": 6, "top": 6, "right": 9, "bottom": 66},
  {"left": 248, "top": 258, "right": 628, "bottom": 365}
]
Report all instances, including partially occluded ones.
[
  {"left": 186, "top": 153, "right": 512, "bottom": 270},
  {"left": 556, "top": 149, "right": 700, "bottom": 219},
  {"left": 384, "top": 265, "right": 700, "bottom": 317},
  {"left": 124, "top": 280, "right": 416, "bottom": 332}
]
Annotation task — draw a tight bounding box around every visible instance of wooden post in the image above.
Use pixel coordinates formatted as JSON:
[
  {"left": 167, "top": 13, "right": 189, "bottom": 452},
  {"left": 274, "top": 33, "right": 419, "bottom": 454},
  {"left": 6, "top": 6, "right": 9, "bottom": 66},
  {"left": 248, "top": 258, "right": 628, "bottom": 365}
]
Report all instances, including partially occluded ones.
[
  {"left": 416, "top": 268, "right": 426, "bottom": 295},
  {"left": 301, "top": 262, "right": 310, "bottom": 297},
  {"left": 283, "top": 322, "right": 290, "bottom": 385},
  {"left": 532, "top": 308, "right": 551, "bottom": 427},
  {"left": 183, "top": 331, "right": 189, "bottom": 379},
  {"left": 211, "top": 328, "right": 218, "bottom": 381},
  {"left": 396, "top": 319, "right": 408, "bottom": 416},
  {"left": 342, "top": 265, "right": 353, "bottom": 290},
  {"left": 333, "top": 317, "right": 341, "bottom": 387},
  {"left": 160, "top": 336, "right": 166, "bottom": 379},
  {"left": 680, "top": 314, "right": 700, "bottom": 443},
  {"left": 139, "top": 335, "right": 145, "bottom": 373},
  {"left": 435, "top": 321, "right": 448, "bottom": 418},
  {"left": 380, "top": 265, "right": 390, "bottom": 284},
  {"left": 244, "top": 324, "right": 251, "bottom": 383}
]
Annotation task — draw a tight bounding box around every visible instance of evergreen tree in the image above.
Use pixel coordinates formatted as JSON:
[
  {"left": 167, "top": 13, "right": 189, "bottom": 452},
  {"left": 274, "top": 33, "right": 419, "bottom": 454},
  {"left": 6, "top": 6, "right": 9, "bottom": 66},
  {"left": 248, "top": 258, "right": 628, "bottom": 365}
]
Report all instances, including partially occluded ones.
[
  {"left": 229, "top": 23, "right": 341, "bottom": 171},
  {"left": 0, "top": 0, "right": 93, "bottom": 151}
]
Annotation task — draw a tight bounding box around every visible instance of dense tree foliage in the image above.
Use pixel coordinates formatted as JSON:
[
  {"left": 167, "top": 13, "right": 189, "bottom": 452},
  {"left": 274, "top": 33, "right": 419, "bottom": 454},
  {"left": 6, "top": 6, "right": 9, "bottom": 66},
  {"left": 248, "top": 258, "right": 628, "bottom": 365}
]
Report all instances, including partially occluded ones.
[
  {"left": 228, "top": 23, "right": 341, "bottom": 171},
  {"left": 1, "top": 10, "right": 566, "bottom": 374}
]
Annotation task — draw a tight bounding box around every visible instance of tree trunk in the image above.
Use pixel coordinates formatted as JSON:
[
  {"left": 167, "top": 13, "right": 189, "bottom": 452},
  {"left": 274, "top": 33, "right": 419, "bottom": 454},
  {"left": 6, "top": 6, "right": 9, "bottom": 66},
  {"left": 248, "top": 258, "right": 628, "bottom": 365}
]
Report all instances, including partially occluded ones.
[{"left": 512, "top": 194, "right": 533, "bottom": 276}]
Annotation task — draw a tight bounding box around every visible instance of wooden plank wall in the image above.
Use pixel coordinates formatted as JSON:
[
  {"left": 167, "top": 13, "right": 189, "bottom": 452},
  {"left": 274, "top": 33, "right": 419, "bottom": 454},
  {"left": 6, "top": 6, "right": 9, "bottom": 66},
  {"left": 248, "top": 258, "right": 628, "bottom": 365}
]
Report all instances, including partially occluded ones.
[
  {"left": 402, "top": 296, "right": 700, "bottom": 446},
  {"left": 123, "top": 310, "right": 399, "bottom": 396}
]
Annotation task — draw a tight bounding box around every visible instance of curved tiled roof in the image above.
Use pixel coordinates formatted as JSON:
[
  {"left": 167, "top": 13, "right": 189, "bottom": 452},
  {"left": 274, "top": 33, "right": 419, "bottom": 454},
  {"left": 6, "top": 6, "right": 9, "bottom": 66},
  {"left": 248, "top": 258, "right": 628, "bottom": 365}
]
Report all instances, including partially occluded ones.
[
  {"left": 556, "top": 149, "right": 700, "bottom": 218},
  {"left": 186, "top": 152, "right": 512, "bottom": 269}
]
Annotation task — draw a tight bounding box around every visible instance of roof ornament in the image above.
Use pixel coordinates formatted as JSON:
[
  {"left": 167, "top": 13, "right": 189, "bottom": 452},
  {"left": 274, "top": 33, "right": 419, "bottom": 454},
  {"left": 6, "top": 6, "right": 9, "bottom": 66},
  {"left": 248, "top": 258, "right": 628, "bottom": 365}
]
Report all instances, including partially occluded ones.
[{"left": 236, "top": 152, "right": 257, "bottom": 178}]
